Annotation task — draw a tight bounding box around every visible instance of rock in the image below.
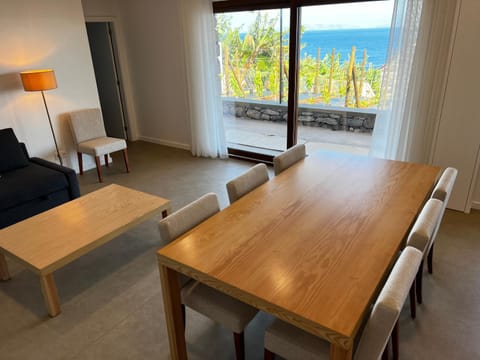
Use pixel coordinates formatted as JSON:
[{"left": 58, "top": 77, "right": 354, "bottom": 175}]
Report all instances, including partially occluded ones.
[
  {"left": 270, "top": 115, "right": 282, "bottom": 121},
  {"left": 347, "top": 118, "right": 364, "bottom": 128},
  {"left": 261, "top": 114, "right": 270, "bottom": 120},
  {"left": 317, "top": 117, "right": 338, "bottom": 126},
  {"left": 235, "top": 106, "right": 245, "bottom": 117},
  {"left": 246, "top": 109, "right": 261, "bottom": 120},
  {"left": 363, "top": 117, "right": 375, "bottom": 129},
  {"left": 299, "top": 115, "right": 314, "bottom": 122},
  {"left": 330, "top": 114, "right": 341, "bottom": 119},
  {"left": 301, "top": 111, "right": 313, "bottom": 116},
  {"left": 263, "top": 109, "right": 280, "bottom": 116}
]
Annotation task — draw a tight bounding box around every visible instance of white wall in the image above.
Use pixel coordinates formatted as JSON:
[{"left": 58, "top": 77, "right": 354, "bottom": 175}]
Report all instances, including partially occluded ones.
[
  {"left": 432, "top": 0, "right": 480, "bottom": 212},
  {"left": 82, "top": 0, "right": 191, "bottom": 149},
  {"left": 0, "top": 0, "right": 101, "bottom": 170}
]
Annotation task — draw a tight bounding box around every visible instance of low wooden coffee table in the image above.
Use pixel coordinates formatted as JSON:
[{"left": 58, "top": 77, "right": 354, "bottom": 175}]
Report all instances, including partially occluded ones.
[{"left": 0, "top": 184, "right": 170, "bottom": 317}]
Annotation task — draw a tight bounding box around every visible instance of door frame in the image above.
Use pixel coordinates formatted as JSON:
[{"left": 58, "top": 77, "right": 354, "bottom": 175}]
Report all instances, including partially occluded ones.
[
  {"left": 85, "top": 16, "right": 138, "bottom": 141},
  {"left": 213, "top": 0, "right": 386, "bottom": 162}
]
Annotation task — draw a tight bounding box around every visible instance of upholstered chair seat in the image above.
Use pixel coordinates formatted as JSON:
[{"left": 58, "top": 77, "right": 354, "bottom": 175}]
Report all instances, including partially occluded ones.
[{"left": 77, "top": 137, "right": 126, "bottom": 156}]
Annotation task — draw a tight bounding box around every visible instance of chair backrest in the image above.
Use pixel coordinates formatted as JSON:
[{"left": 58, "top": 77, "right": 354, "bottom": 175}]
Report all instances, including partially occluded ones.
[
  {"left": 273, "top": 144, "right": 306, "bottom": 176},
  {"left": 430, "top": 167, "right": 458, "bottom": 242},
  {"left": 158, "top": 193, "right": 220, "bottom": 243},
  {"left": 355, "top": 246, "right": 423, "bottom": 360},
  {"left": 431, "top": 167, "right": 458, "bottom": 204},
  {"left": 69, "top": 108, "right": 107, "bottom": 144},
  {"left": 406, "top": 198, "right": 443, "bottom": 254},
  {"left": 226, "top": 163, "right": 269, "bottom": 204}
]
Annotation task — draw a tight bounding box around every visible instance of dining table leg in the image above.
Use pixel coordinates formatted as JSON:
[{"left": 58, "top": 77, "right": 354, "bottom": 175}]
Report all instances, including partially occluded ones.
[
  {"left": 159, "top": 263, "right": 187, "bottom": 360},
  {"left": 330, "top": 343, "right": 353, "bottom": 360}
]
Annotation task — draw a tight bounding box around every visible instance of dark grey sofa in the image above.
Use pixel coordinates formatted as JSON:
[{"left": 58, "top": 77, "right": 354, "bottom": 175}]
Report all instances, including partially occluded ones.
[{"left": 0, "top": 128, "right": 80, "bottom": 229}]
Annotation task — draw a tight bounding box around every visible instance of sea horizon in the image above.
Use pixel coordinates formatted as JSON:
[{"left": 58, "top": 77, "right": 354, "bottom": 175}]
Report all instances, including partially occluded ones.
[{"left": 300, "top": 27, "right": 390, "bottom": 68}]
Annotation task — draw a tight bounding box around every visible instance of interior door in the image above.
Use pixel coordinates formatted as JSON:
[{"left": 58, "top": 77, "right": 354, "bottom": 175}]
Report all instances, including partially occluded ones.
[{"left": 86, "top": 22, "right": 127, "bottom": 139}]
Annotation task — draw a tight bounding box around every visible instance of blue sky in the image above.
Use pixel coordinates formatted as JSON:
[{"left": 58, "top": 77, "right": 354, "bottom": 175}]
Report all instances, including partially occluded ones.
[
  {"left": 302, "top": 1, "right": 394, "bottom": 30},
  {"left": 226, "top": 1, "right": 394, "bottom": 31}
]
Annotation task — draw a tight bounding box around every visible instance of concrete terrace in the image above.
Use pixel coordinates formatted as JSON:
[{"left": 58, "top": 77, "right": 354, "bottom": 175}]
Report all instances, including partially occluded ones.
[{"left": 224, "top": 115, "right": 372, "bottom": 156}]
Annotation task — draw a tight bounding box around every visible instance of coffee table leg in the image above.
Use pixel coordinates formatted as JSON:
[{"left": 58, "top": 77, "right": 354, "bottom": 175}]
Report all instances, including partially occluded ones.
[
  {"left": 0, "top": 253, "right": 11, "bottom": 281},
  {"left": 330, "top": 343, "right": 352, "bottom": 360},
  {"left": 40, "top": 273, "right": 61, "bottom": 317},
  {"left": 158, "top": 263, "right": 187, "bottom": 360}
]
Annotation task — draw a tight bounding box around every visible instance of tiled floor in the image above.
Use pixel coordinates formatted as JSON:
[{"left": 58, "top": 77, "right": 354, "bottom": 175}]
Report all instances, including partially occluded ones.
[{"left": 0, "top": 141, "right": 479, "bottom": 359}]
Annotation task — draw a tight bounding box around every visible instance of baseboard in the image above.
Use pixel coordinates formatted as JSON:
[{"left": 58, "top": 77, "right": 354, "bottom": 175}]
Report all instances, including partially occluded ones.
[
  {"left": 471, "top": 201, "right": 480, "bottom": 210},
  {"left": 138, "top": 136, "right": 191, "bottom": 151}
]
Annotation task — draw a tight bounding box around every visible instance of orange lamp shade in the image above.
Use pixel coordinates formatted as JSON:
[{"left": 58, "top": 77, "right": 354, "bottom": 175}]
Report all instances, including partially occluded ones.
[{"left": 20, "top": 69, "right": 57, "bottom": 91}]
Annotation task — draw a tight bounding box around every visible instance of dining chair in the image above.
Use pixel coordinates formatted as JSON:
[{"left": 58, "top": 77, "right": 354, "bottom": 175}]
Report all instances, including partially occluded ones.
[
  {"left": 158, "top": 193, "right": 258, "bottom": 360},
  {"left": 427, "top": 167, "right": 458, "bottom": 274},
  {"left": 226, "top": 163, "right": 269, "bottom": 204},
  {"left": 406, "top": 198, "right": 444, "bottom": 305},
  {"left": 263, "top": 246, "right": 423, "bottom": 360},
  {"left": 273, "top": 144, "right": 306, "bottom": 176},
  {"left": 69, "top": 108, "right": 129, "bottom": 182}
]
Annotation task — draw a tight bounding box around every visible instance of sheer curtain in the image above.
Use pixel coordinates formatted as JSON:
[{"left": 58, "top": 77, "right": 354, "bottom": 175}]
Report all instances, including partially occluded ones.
[
  {"left": 179, "top": 0, "right": 228, "bottom": 158},
  {"left": 371, "top": 0, "right": 460, "bottom": 162}
]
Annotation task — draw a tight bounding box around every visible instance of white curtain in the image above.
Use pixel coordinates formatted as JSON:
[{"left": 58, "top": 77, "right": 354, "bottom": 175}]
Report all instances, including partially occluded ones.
[
  {"left": 179, "top": 0, "right": 228, "bottom": 158},
  {"left": 371, "top": 0, "right": 460, "bottom": 162}
]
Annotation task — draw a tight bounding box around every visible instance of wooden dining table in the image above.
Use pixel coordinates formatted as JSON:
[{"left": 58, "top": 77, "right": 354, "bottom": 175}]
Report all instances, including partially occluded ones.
[{"left": 157, "top": 150, "right": 440, "bottom": 360}]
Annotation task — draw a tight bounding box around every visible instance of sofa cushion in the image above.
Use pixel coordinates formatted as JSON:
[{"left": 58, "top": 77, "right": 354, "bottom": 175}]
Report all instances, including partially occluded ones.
[
  {"left": 0, "top": 128, "right": 29, "bottom": 173},
  {"left": 0, "top": 162, "right": 69, "bottom": 211}
]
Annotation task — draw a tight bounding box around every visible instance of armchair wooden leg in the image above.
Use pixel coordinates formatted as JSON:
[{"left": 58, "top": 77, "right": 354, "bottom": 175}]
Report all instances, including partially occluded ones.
[
  {"left": 104, "top": 154, "right": 109, "bottom": 167},
  {"left": 416, "top": 260, "right": 424, "bottom": 304},
  {"left": 123, "top": 149, "right": 130, "bottom": 173},
  {"left": 264, "top": 348, "right": 275, "bottom": 360},
  {"left": 95, "top": 156, "right": 103, "bottom": 183},
  {"left": 77, "top": 152, "right": 83, "bottom": 175},
  {"left": 392, "top": 321, "right": 399, "bottom": 360},
  {"left": 233, "top": 332, "right": 245, "bottom": 360},
  {"left": 427, "top": 243, "right": 434, "bottom": 274},
  {"left": 410, "top": 280, "right": 417, "bottom": 319}
]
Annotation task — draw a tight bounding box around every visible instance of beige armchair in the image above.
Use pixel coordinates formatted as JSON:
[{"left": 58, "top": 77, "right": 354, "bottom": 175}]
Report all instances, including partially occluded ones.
[{"left": 69, "top": 108, "right": 129, "bottom": 182}]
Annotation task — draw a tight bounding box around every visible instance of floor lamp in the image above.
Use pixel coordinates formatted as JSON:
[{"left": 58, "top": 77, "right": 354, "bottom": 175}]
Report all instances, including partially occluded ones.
[{"left": 20, "top": 69, "right": 63, "bottom": 165}]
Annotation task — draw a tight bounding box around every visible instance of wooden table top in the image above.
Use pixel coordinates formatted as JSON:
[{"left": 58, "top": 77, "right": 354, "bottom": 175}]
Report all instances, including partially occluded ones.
[
  {"left": 0, "top": 184, "right": 170, "bottom": 275},
  {"left": 158, "top": 151, "right": 440, "bottom": 350}
]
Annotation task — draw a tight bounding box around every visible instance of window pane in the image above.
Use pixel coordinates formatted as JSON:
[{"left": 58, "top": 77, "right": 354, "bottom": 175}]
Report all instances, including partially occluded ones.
[
  {"left": 216, "top": 9, "right": 290, "bottom": 153},
  {"left": 297, "top": 1, "right": 394, "bottom": 154}
]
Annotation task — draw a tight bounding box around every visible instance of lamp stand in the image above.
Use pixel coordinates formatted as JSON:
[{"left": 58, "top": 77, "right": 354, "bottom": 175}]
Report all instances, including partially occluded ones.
[{"left": 40, "top": 90, "right": 63, "bottom": 165}]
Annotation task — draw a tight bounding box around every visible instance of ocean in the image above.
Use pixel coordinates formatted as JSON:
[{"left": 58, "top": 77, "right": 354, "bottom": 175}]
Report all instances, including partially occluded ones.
[{"left": 300, "top": 28, "right": 390, "bottom": 68}]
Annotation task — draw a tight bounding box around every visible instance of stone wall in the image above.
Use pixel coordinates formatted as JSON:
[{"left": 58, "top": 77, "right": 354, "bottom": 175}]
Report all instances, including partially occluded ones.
[{"left": 222, "top": 98, "right": 376, "bottom": 132}]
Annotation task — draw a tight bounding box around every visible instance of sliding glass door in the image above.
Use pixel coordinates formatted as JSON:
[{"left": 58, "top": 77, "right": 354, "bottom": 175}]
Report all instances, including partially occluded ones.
[
  {"left": 216, "top": 8, "right": 290, "bottom": 160},
  {"left": 214, "top": 1, "right": 393, "bottom": 162}
]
